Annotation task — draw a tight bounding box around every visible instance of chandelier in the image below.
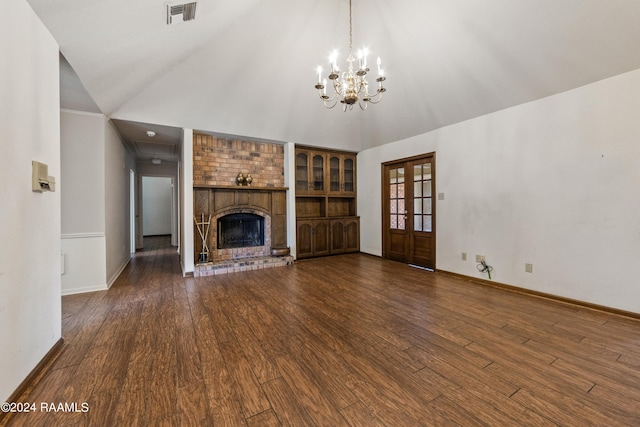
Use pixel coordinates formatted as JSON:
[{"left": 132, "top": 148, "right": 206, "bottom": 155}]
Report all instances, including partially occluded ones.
[{"left": 314, "top": 0, "right": 386, "bottom": 111}]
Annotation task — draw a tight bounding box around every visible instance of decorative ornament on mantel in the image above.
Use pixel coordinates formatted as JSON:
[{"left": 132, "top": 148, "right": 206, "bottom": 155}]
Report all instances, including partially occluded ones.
[
  {"left": 236, "top": 172, "right": 253, "bottom": 186},
  {"left": 314, "top": 0, "right": 386, "bottom": 111}
]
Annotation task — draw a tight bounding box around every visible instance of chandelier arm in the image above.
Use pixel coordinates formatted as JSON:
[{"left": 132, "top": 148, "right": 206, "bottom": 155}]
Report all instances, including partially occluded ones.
[
  {"left": 366, "top": 93, "right": 384, "bottom": 104},
  {"left": 320, "top": 96, "right": 340, "bottom": 109},
  {"left": 323, "top": 97, "right": 339, "bottom": 109}
]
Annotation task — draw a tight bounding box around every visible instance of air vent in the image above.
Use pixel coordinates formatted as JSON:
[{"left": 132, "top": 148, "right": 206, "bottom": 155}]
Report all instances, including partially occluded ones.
[{"left": 167, "top": 1, "right": 197, "bottom": 24}]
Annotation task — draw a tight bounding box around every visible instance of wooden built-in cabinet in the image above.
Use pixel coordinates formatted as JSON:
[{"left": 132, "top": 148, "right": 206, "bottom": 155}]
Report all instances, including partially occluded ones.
[
  {"left": 328, "top": 153, "right": 356, "bottom": 195},
  {"left": 296, "top": 219, "right": 330, "bottom": 258},
  {"left": 330, "top": 217, "right": 360, "bottom": 254},
  {"left": 296, "top": 149, "right": 356, "bottom": 196},
  {"left": 295, "top": 146, "right": 359, "bottom": 259}
]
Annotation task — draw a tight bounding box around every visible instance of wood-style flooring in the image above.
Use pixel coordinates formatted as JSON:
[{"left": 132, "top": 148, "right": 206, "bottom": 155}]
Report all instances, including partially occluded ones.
[{"left": 4, "top": 236, "right": 640, "bottom": 426}]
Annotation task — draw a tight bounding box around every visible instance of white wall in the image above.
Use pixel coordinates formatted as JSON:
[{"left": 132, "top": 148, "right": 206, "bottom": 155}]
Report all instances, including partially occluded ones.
[
  {"left": 105, "top": 119, "right": 135, "bottom": 286},
  {"left": 180, "top": 129, "right": 194, "bottom": 275},
  {"left": 60, "top": 111, "right": 134, "bottom": 293},
  {"left": 142, "top": 176, "right": 173, "bottom": 236},
  {"left": 0, "top": 0, "right": 62, "bottom": 401},
  {"left": 284, "top": 142, "right": 297, "bottom": 258},
  {"left": 359, "top": 69, "right": 640, "bottom": 314},
  {"left": 60, "top": 111, "right": 105, "bottom": 233},
  {"left": 60, "top": 110, "right": 107, "bottom": 294}
]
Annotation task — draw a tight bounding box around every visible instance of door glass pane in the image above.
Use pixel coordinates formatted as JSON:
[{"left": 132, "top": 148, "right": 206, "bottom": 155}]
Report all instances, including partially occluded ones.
[
  {"left": 423, "top": 181, "right": 431, "bottom": 197},
  {"left": 391, "top": 215, "right": 398, "bottom": 229},
  {"left": 414, "top": 215, "right": 422, "bottom": 231},
  {"left": 424, "top": 215, "right": 432, "bottom": 232},
  {"left": 397, "top": 168, "right": 405, "bottom": 183},
  {"left": 414, "top": 181, "right": 422, "bottom": 199},
  {"left": 390, "top": 183, "right": 397, "bottom": 198},
  {"left": 414, "top": 199, "right": 422, "bottom": 214},
  {"left": 414, "top": 165, "right": 422, "bottom": 181},
  {"left": 398, "top": 199, "right": 405, "bottom": 214},
  {"left": 423, "top": 198, "right": 432, "bottom": 215},
  {"left": 398, "top": 215, "right": 405, "bottom": 230},
  {"left": 423, "top": 163, "right": 432, "bottom": 180},
  {"left": 390, "top": 199, "right": 397, "bottom": 214},
  {"left": 398, "top": 183, "right": 405, "bottom": 198}
]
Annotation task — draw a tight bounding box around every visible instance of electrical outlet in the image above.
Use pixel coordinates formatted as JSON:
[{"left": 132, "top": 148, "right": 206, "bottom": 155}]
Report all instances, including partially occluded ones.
[
  {"left": 476, "top": 255, "right": 486, "bottom": 263},
  {"left": 462, "top": 252, "right": 467, "bottom": 261},
  {"left": 525, "top": 263, "right": 533, "bottom": 273}
]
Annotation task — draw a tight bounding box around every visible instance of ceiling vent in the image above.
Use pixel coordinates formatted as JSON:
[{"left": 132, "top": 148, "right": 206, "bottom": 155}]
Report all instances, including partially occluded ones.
[{"left": 167, "top": 2, "right": 197, "bottom": 25}]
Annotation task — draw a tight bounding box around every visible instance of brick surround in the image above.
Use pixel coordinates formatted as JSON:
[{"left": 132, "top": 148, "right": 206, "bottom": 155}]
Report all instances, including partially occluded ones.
[
  {"left": 193, "top": 133, "right": 284, "bottom": 187},
  {"left": 211, "top": 208, "right": 271, "bottom": 261}
]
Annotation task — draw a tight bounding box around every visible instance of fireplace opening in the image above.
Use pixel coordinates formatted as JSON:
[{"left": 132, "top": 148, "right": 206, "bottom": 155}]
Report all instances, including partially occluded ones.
[{"left": 217, "top": 213, "right": 265, "bottom": 249}]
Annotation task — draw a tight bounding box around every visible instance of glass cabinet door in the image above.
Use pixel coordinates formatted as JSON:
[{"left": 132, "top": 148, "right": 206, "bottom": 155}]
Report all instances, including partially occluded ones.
[
  {"left": 295, "top": 152, "right": 309, "bottom": 192},
  {"left": 312, "top": 154, "right": 325, "bottom": 191},
  {"left": 343, "top": 157, "right": 354, "bottom": 193},
  {"left": 327, "top": 154, "right": 355, "bottom": 194},
  {"left": 329, "top": 156, "right": 340, "bottom": 192}
]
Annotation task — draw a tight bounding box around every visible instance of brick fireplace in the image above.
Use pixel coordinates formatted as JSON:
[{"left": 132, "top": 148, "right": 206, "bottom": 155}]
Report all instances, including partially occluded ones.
[
  {"left": 211, "top": 208, "right": 271, "bottom": 260},
  {"left": 192, "top": 133, "right": 292, "bottom": 276}
]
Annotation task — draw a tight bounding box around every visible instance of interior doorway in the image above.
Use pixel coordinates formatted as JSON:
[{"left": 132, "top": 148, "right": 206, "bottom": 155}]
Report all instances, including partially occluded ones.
[
  {"left": 382, "top": 153, "right": 436, "bottom": 269},
  {"left": 130, "top": 169, "right": 136, "bottom": 253},
  {"left": 141, "top": 176, "right": 175, "bottom": 242}
]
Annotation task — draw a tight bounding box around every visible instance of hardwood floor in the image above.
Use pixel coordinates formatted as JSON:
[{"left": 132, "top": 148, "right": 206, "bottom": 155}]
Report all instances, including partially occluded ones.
[{"left": 4, "top": 236, "right": 640, "bottom": 426}]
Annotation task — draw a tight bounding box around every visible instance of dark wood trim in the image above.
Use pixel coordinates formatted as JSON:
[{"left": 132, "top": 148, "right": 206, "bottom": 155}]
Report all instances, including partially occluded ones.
[
  {"left": 295, "top": 144, "right": 356, "bottom": 155},
  {"left": 438, "top": 269, "right": 640, "bottom": 321},
  {"left": 193, "top": 185, "right": 289, "bottom": 191},
  {"left": 0, "top": 338, "right": 64, "bottom": 424},
  {"left": 382, "top": 152, "right": 437, "bottom": 167}
]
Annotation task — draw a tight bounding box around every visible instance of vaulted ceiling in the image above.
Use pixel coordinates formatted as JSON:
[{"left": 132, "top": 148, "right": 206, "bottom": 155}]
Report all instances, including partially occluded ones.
[{"left": 28, "top": 0, "right": 640, "bottom": 153}]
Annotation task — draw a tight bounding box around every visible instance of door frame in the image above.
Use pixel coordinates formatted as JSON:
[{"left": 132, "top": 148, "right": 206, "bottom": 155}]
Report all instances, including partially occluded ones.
[{"left": 381, "top": 152, "right": 436, "bottom": 269}]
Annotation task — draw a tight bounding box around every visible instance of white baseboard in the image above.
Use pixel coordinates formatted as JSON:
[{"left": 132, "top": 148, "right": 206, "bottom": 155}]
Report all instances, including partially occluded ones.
[
  {"left": 107, "top": 256, "right": 131, "bottom": 288},
  {"left": 61, "top": 283, "right": 108, "bottom": 296}
]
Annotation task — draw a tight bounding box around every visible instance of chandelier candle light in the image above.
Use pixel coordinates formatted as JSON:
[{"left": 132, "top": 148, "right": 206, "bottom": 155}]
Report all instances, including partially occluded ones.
[{"left": 315, "top": 0, "right": 386, "bottom": 111}]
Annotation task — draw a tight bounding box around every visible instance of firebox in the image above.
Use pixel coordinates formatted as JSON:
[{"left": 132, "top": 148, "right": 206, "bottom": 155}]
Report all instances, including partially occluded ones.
[{"left": 217, "top": 213, "right": 265, "bottom": 249}]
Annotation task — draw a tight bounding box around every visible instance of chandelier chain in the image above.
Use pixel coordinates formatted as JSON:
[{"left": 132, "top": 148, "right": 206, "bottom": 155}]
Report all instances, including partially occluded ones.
[{"left": 349, "top": 0, "right": 353, "bottom": 54}]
